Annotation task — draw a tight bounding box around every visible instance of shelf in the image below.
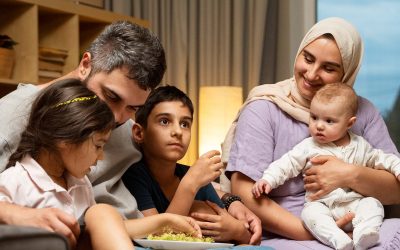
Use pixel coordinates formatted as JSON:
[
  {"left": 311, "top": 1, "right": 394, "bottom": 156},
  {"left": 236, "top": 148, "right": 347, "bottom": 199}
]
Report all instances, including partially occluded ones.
[
  {"left": 0, "top": 0, "right": 148, "bottom": 96},
  {"left": 0, "top": 81, "right": 18, "bottom": 98}
]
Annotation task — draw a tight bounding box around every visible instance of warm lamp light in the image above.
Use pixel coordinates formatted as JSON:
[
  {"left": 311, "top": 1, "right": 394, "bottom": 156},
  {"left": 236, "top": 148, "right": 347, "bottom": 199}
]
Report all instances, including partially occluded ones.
[{"left": 199, "top": 86, "right": 243, "bottom": 156}]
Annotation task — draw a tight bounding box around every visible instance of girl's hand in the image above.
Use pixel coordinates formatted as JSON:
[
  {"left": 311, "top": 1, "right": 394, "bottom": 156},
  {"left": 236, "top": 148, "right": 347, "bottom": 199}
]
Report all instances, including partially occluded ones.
[
  {"left": 185, "top": 150, "right": 223, "bottom": 189},
  {"left": 252, "top": 179, "right": 271, "bottom": 198},
  {"left": 304, "top": 155, "right": 354, "bottom": 200},
  {"left": 163, "top": 213, "right": 202, "bottom": 238},
  {"left": 190, "top": 201, "right": 251, "bottom": 244}
]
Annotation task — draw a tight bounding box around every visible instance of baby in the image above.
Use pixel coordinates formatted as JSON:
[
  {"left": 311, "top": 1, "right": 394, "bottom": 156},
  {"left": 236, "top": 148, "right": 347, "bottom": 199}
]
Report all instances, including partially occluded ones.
[{"left": 252, "top": 83, "right": 400, "bottom": 250}]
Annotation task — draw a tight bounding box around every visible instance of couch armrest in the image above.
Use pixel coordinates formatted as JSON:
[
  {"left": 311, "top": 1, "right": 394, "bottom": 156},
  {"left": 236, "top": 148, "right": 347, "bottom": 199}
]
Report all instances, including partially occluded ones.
[{"left": 0, "top": 225, "right": 69, "bottom": 250}]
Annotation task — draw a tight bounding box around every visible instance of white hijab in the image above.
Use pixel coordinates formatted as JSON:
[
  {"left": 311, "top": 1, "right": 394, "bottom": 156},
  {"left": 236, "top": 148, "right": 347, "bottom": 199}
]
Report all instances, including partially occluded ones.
[{"left": 221, "top": 17, "right": 364, "bottom": 164}]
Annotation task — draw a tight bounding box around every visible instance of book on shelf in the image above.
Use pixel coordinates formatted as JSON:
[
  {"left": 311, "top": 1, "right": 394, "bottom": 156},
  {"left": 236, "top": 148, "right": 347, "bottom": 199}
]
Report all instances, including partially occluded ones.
[
  {"left": 39, "top": 55, "right": 66, "bottom": 64},
  {"left": 38, "top": 70, "right": 63, "bottom": 79},
  {"left": 39, "top": 47, "right": 68, "bottom": 59},
  {"left": 38, "top": 76, "right": 56, "bottom": 84},
  {"left": 39, "top": 60, "right": 64, "bottom": 73},
  {"left": 39, "top": 46, "right": 69, "bottom": 65}
]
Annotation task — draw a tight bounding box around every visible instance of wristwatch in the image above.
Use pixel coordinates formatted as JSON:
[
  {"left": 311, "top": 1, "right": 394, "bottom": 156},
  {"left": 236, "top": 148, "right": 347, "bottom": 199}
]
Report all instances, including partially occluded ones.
[{"left": 221, "top": 193, "right": 242, "bottom": 209}]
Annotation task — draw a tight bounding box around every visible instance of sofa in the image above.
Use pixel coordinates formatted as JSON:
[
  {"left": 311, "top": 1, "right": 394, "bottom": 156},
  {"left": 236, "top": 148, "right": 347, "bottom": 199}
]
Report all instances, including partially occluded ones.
[{"left": 0, "top": 225, "right": 69, "bottom": 250}]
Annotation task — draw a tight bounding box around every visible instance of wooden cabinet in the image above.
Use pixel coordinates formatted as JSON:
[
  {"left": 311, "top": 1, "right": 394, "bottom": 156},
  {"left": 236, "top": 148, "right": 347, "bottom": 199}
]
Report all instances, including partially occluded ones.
[{"left": 0, "top": 0, "right": 148, "bottom": 96}]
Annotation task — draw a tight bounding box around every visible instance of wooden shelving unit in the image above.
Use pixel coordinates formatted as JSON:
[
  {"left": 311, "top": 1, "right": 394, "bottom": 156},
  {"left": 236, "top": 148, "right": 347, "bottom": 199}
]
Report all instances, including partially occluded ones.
[{"left": 0, "top": 0, "right": 148, "bottom": 96}]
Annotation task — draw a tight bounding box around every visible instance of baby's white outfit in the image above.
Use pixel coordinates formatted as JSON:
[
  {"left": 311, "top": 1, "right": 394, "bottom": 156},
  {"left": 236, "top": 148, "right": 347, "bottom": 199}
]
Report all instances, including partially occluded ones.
[{"left": 261, "top": 132, "right": 400, "bottom": 250}]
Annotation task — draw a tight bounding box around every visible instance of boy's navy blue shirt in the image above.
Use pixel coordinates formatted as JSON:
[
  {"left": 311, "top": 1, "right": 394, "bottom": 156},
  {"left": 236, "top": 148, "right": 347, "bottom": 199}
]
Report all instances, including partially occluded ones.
[{"left": 123, "top": 159, "right": 224, "bottom": 212}]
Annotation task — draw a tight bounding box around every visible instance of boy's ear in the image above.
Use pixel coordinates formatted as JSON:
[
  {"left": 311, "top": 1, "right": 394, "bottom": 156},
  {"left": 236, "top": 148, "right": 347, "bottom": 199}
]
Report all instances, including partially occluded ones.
[
  {"left": 132, "top": 123, "right": 145, "bottom": 144},
  {"left": 347, "top": 116, "right": 357, "bottom": 129}
]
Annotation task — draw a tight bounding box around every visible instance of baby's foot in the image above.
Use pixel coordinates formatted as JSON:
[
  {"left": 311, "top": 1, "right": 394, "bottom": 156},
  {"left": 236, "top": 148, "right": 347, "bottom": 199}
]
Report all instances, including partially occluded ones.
[
  {"left": 354, "top": 229, "right": 379, "bottom": 250},
  {"left": 338, "top": 241, "right": 353, "bottom": 250}
]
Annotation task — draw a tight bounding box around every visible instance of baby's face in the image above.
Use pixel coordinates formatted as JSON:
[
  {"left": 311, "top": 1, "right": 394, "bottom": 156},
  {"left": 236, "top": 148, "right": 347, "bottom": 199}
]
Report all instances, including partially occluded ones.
[{"left": 309, "top": 99, "right": 353, "bottom": 146}]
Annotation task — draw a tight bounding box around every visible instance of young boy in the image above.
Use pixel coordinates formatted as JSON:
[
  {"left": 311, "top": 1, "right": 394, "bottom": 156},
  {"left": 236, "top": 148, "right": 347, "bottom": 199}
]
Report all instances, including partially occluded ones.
[
  {"left": 252, "top": 83, "right": 400, "bottom": 250},
  {"left": 122, "top": 86, "right": 257, "bottom": 244}
]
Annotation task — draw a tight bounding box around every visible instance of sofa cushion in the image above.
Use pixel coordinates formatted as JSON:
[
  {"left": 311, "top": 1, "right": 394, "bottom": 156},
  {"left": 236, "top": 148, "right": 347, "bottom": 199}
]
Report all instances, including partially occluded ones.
[{"left": 0, "top": 225, "right": 69, "bottom": 250}]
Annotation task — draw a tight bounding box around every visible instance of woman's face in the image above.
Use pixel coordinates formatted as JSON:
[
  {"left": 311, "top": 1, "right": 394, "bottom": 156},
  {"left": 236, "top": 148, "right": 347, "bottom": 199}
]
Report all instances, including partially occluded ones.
[{"left": 294, "top": 37, "right": 345, "bottom": 101}]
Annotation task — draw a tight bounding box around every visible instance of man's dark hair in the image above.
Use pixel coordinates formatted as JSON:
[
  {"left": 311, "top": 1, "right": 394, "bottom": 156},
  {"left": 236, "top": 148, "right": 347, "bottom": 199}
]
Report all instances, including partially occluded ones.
[
  {"left": 135, "top": 85, "right": 194, "bottom": 128},
  {"left": 87, "top": 21, "right": 166, "bottom": 90}
]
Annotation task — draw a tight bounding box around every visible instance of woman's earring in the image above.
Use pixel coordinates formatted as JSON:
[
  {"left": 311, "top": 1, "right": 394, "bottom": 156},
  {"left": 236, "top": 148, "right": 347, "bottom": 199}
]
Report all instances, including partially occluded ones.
[{"left": 81, "top": 70, "right": 86, "bottom": 76}]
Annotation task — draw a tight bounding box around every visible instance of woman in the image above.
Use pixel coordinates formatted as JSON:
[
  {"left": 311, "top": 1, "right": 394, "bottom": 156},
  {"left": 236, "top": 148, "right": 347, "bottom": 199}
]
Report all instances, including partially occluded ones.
[{"left": 222, "top": 17, "right": 400, "bottom": 249}]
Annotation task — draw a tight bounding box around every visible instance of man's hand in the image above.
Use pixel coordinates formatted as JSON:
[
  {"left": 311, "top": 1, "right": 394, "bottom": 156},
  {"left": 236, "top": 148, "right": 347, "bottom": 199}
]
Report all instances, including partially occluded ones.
[
  {"left": 227, "top": 200, "right": 262, "bottom": 245},
  {"left": 2, "top": 203, "right": 79, "bottom": 248},
  {"left": 304, "top": 155, "right": 353, "bottom": 200},
  {"left": 191, "top": 201, "right": 251, "bottom": 244}
]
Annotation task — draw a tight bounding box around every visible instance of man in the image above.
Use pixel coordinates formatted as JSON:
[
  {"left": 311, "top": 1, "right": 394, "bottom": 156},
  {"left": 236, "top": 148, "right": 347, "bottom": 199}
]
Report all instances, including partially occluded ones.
[{"left": 0, "top": 21, "right": 261, "bottom": 247}]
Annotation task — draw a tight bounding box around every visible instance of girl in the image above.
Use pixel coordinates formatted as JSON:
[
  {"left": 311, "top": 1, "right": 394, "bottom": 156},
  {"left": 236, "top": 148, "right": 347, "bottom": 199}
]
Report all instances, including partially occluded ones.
[{"left": 0, "top": 78, "right": 201, "bottom": 250}]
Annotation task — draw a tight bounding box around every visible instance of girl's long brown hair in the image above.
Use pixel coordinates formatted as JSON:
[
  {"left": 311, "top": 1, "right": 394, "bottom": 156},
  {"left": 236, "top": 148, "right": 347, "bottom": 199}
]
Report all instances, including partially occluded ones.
[{"left": 7, "top": 78, "right": 115, "bottom": 168}]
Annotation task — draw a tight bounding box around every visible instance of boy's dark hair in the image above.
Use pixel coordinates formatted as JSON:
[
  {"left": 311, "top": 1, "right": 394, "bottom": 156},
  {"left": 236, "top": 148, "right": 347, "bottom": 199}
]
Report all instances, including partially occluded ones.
[
  {"left": 135, "top": 85, "right": 193, "bottom": 128},
  {"left": 87, "top": 21, "right": 166, "bottom": 90},
  {"left": 7, "top": 78, "right": 115, "bottom": 168}
]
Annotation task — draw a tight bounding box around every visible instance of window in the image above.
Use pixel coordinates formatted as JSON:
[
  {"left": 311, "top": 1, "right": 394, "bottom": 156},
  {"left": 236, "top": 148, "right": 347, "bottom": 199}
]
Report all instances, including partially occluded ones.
[{"left": 318, "top": 0, "right": 400, "bottom": 151}]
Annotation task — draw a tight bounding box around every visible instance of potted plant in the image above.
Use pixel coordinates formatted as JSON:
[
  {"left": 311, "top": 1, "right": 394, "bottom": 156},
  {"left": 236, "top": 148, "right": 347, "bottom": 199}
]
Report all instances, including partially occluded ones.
[{"left": 0, "top": 35, "right": 17, "bottom": 78}]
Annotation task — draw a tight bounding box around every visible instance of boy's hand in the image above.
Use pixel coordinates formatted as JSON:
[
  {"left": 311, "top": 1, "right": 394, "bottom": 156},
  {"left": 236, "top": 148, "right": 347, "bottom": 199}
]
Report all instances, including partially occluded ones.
[
  {"left": 186, "top": 150, "right": 223, "bottom": 189},
  {"left": 252, "top": 179, "right": 271, "bottom": 198}
]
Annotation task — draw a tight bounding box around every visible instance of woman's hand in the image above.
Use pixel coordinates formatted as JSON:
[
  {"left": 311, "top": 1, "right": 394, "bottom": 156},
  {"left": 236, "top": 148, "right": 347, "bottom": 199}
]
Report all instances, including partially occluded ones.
[
  {"left": 304, "top": 155, "right": 354, "bottom": 200},
  {"left": 190, "top": 201, "right": 251, "bottom": 244},
  {"left": 184, "top": 150, "right": 223, "bottom": 189}
]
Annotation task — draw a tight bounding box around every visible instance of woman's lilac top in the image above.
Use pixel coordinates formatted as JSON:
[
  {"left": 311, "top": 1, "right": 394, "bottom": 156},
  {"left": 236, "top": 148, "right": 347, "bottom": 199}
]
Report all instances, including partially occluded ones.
[{"left": 226, "top": 96, "right": 399, "bottom": 218}]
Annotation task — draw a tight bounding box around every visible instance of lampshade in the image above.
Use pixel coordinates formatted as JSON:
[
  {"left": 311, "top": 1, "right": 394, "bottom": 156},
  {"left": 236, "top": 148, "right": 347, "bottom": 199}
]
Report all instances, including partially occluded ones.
[{"left": 198, "top": 86, "right": 243, "bottom": 156}]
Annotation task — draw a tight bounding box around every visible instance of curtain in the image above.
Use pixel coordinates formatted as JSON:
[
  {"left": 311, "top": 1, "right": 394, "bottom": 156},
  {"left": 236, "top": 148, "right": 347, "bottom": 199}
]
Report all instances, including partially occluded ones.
[{"left": 129, "top": 0, "right": 278, "bottom": 164}]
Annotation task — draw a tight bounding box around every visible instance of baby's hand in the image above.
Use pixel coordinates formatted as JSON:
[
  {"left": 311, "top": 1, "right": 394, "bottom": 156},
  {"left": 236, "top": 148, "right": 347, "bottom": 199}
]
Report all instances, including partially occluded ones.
[{"left": 252, "top": 179, "right": 271, "bottom": 198}]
